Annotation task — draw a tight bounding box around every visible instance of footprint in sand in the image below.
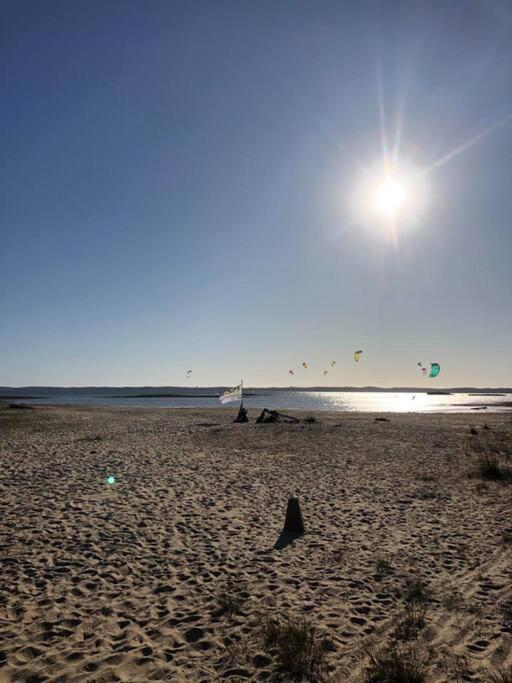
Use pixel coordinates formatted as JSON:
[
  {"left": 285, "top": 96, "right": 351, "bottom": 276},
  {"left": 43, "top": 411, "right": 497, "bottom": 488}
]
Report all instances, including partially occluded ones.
[
  {"left": 467, "top": 639, "right": 490, "bottom": 653},
  {"left": 184, "top": 626, "right": 204, "bottom": 643}
]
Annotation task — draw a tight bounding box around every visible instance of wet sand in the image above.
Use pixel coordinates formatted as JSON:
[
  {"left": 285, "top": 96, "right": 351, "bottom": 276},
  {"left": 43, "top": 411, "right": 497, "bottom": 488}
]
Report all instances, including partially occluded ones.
[{"left": 0, "top": 405, "right": 511, "bottom": 681}]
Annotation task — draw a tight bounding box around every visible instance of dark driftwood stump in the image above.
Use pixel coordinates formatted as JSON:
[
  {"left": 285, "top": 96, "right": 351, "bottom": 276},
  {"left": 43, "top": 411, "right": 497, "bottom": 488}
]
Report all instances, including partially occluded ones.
[
  {"left": 256, "top": 409, "right": 300, "bottom": 424},
  {"left": 234, "top": 405, "right": 249, "bottom": 423},
  {"left": 283, "top": 497, "right": 305, "bottom": 533}
]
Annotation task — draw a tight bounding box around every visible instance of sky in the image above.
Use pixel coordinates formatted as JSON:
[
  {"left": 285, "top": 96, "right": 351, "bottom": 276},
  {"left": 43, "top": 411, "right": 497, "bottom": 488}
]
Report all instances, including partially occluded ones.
[{"left": 1, "top": 0, "right": 512, "bottom": 388}]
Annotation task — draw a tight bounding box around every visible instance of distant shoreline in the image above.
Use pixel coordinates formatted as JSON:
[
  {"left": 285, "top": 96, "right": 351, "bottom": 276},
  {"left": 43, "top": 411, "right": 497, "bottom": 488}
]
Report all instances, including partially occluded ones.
[
  {"left": 108, "top": 393, "right": 220, "bottom": 399},
  {"left": 2, "top": 386, "right": 512, "bottom": 394}
]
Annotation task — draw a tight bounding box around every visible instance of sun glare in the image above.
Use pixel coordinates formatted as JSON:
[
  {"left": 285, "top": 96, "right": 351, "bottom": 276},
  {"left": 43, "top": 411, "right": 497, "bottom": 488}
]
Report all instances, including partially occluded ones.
[
  {"left": 374, "top": 177, "right": 406, "bottom": 216},
  {"left": 349, "top": 160, "right": 427, "bottom": 239}
]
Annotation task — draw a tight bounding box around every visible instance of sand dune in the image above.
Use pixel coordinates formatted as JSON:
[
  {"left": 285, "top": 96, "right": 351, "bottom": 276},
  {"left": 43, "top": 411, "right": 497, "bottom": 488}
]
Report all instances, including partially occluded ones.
[{"left": 0, "top": 405, "right": 511, "bottom": 681}]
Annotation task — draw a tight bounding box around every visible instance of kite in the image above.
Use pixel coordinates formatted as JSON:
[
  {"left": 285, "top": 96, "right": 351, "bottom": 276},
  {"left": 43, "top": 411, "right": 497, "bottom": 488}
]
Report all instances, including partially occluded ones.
[
  {"left": 330, "top": 360, "right": 336, "bottom": 367},
  {"left": 302, "top": 362, "right": 309, "bottom": 369},
  {"left": 186, "top": 370, "right": 192, "bottom": 378},
  {"left": 354, "top": 350, "right": 363, "bottom": 362},
  {"left": 429, "top": 362, "right": 441, "bottom": 378},
  {"left": 323, "top": 370, "right": 328, "bottom": 376},
  {"left": 419, "top": 362, "right": 440, "bottom": 377},
  {"left": 289, "top": 369, "right": 294, "bottom": 375}
]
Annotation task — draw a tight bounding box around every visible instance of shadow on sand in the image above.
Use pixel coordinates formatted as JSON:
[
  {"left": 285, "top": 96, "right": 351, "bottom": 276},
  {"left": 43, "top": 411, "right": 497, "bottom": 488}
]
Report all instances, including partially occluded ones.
[{"left": 273, "top": 530, "right": 304, "bottom": 550}]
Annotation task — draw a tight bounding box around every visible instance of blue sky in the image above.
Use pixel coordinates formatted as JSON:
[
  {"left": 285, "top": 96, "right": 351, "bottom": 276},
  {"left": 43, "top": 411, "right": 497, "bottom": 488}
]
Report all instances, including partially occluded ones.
[{"left": 1, "top": 0, "right": 512, "bottom": 387}]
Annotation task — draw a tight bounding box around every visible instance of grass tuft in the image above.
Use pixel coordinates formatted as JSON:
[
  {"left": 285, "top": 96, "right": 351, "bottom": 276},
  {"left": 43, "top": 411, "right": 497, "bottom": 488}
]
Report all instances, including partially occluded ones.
[
  {"left": 478, "top": 455, "right": 506, "bottom": 480},
  {"left": 468, "top": 433, "right": 512, "bottom": 483},
  {"left": 440, "top": 650, "right": 472, "bottom": 681},
  {"left": 487, "top": 664, "right": 512, "bottom": 683},
  {"left": 223, "top": 633, "right": 252, "bottom": 667},
  {"left": 259, "top": 612, "right": 333, "bottom": 680},
  {"left": 442, "top": 589, "right": 465, "bottom": 612},
  {"left": 403, "top": 577, "right": 430, "bottom": 603},
  {"left": 375, "top": 555, "right": 393, "bottom": 578},
  {"left": 365, "top": 642, "right": 427, "bottom": 683},
  {"left": 391, "top": 603, "right": 427, "bottom": 642},
  {"left": 215, "top": 574, "right": 250, "bottom": 615}
]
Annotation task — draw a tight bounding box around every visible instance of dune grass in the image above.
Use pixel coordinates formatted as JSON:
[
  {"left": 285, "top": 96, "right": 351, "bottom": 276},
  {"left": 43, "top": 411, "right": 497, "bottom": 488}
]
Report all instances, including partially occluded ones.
[
  {"left": 391, "top": 603, "right": 428, "bottom": 642},
  {"left": 215, "top": 574, "right": 250, "bottom": 615},
  {"left": 259, "top": 612, "right": 334, "bottom": 680},
  {"left": 487, "top": 664, "right": 512, "bottom": 683},
  {"left": 365, "top": 642, "right": 427, "bottom": 683},
  {"left": 403, "top": 577, "right": 430, "bottom": 603}
]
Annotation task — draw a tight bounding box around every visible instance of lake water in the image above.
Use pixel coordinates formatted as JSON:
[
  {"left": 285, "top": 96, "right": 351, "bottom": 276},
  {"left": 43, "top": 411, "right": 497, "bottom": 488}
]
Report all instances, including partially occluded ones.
[{"left": 2, "top": 388, "right": 511, "bottom": 413}]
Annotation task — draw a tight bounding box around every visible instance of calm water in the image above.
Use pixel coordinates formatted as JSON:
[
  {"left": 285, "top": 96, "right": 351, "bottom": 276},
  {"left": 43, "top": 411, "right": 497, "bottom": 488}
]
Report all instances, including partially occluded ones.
[{"left": 2, "top": 388, "right": 511, "bottom": 413}]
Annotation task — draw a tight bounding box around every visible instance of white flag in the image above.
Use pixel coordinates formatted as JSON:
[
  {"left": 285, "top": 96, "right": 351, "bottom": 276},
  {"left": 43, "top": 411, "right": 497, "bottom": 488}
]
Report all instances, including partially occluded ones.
[{"left": 219, "top": 384, "right": 242, "bottom": 404}]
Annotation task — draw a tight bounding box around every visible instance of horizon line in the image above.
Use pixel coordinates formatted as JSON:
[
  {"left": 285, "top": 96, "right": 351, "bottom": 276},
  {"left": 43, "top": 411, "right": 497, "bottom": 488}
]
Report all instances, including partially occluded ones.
[{"left": 1, "top": 385, "right": 511, "bottom": 392}]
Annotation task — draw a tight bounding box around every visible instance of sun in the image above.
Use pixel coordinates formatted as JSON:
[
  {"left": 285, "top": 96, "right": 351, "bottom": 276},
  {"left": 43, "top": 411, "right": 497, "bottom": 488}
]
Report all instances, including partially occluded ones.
[
  {"left": 373, "top": 177, "right": 407, "bottom": 217},
  {"left": 349, "top": 161, "right": 426, "bottom": 236}
]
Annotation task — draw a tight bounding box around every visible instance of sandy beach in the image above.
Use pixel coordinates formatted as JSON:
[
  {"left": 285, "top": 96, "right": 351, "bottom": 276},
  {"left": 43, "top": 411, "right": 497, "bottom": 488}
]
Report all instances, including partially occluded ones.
[{"left": 0, "top": 405, "right": 511, "bottom": 681}]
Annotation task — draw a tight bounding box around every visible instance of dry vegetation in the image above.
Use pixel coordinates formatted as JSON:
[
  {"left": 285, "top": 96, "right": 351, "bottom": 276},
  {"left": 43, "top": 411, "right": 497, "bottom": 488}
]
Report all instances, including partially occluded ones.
[
  {"left": 258, "top": 612, "right": 335, "bottom": 681},
  {"left": 468, "top": 430, "right": 512, "bottom": 482},
  {"left": 487, "top": 664, "right": 512, "bottom": 683},
  {"left": 365, "top": 642, "right": 427, "bottom": 683},
  {"left": 214, "top": 573, "right": 251, "bottom": 616}
]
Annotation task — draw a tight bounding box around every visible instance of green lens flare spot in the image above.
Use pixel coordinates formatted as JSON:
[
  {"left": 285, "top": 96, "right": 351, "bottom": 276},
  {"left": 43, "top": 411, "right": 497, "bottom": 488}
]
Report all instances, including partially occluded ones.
[{"left": 106, "top": 475, "right": 116, "bottom": 485}]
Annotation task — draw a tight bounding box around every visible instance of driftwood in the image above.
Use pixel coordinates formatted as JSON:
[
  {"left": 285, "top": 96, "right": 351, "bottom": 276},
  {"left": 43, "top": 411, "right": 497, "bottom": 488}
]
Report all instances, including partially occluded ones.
[
  {"left": 233, "top": 405, "right": 249, "bottom": 423},
  {"left": 255, "top": 409, "right": 300, "bottom": 424}
]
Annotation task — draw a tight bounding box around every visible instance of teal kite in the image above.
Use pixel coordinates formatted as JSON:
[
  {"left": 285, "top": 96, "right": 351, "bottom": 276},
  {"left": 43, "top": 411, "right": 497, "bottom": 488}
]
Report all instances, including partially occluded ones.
[{"left": 429, "top": 363, "right": 440, "bottom": 378}]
